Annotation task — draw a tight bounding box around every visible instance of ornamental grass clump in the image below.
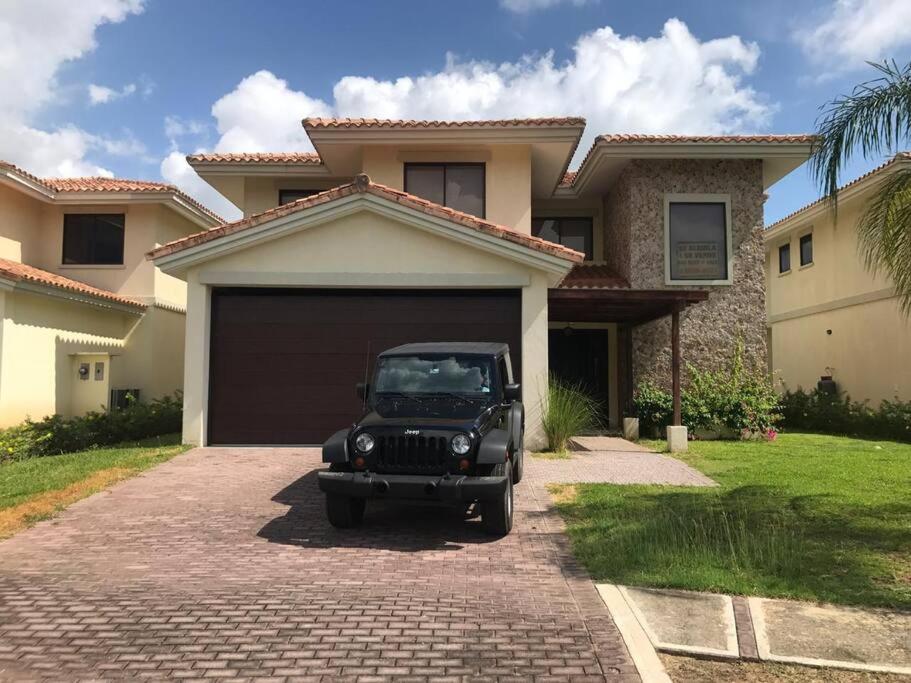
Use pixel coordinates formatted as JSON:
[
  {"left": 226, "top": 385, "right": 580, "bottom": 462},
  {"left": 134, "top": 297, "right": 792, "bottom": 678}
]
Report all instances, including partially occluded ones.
[{"left": 542, "top": 377, "right": 602, "bottom": 453}]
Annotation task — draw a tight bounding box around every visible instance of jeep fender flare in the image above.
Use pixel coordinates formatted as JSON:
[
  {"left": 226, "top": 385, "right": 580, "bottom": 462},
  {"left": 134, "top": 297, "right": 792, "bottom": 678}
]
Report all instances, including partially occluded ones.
[
  {"left": 476, "top": 428, "right": 511, "bottom": 464},
  {"left": 322, "top": 428, "right": 350, "bottom": 464},
  {"left": 506, "top": 401, "right": 524, "bottom": 454}
]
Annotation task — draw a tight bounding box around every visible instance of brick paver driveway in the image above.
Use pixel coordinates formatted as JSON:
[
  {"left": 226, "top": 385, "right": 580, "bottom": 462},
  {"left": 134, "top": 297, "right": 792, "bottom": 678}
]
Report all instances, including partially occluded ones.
[{"left": 0, "top": 448, "right": 639, "bottom": 682}]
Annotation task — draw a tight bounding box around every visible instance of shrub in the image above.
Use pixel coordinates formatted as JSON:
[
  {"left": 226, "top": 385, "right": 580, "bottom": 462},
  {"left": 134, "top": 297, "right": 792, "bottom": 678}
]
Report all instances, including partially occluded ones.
[
  {"left": 633, "top": 340, "right": 780, "bottom": 439},
  {"left": 0, "top": 393, "right": 182, "bottom": 463},
  {"left": 542, "top": 377, "right": 602, "bottom": 453},
  {"left": 779, "top": 388, "right": 911, "bottom": 442}
]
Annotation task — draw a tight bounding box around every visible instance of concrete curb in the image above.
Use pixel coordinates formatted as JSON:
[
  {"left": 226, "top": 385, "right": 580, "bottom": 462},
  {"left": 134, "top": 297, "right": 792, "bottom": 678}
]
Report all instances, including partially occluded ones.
[{"left": 597, "top": 584, "right": 672, "bottom": 683}]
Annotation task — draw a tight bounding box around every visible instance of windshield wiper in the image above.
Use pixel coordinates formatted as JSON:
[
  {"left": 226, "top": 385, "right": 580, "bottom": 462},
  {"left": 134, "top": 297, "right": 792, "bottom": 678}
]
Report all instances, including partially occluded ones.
[
  {"left": 427, "top": 392, "right": 479, "bottom": 406},
  {"left": 375, "top": 391, "right": 426, "bottom": 404}
]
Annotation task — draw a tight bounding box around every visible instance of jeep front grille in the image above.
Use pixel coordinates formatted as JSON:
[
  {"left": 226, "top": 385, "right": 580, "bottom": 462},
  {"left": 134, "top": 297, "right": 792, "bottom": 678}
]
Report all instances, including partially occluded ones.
[{"left": 373, "top": 435, "right": 449, "bottom": 474}]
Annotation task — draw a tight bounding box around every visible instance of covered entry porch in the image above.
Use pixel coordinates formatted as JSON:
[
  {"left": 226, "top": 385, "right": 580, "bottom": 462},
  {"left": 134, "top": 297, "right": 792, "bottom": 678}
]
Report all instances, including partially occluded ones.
[{"left": 548, "top": 282, "right": 708, "bottom": 439}]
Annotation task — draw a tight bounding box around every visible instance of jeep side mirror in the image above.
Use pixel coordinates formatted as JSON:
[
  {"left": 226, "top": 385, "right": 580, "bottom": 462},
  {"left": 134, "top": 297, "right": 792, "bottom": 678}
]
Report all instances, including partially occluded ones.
[
  {"left": 356, "top": 382, "right": 369, "bottom": 401},
  {"left": 503, "top": 383, "right": 521, "bottom": 401}
]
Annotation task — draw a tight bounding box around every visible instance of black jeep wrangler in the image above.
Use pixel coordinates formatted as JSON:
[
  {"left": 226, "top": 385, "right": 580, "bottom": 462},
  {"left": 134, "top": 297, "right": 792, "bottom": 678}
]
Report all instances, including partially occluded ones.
[{"left": 317, "top": 342, "right": 524, "bottom": 535}]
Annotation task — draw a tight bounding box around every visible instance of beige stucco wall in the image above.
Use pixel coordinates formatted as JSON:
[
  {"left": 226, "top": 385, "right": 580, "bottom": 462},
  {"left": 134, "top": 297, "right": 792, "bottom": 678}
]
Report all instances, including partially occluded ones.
[
  {"left": 605, "top": 159, "right": 767, "bottom": 388},
  {"left": 0, "top": 184, "right": 44, "bottom": 263},
  {"left": 765, "top": 190, "right": 911, "bottom": 403},
  {"left": 0, "top": 289, "right": 132, "bottom": 425},
  {"left": 360, "top": 145, "right": 532, "bottom": 233},
  {"left": 0, "top": 290, "right": 186, "bottom": 426},
  {"left": 242, "top": 176, "right": 352, "bottom": 217},
  {"left": 178, "top": 206, "right": 553, "bottom": 448}
]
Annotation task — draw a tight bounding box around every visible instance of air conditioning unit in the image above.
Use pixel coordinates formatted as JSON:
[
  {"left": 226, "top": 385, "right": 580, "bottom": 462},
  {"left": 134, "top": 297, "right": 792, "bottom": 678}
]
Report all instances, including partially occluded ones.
[{"left": 110, "top": 389, "right": 140, "bottom": 410}]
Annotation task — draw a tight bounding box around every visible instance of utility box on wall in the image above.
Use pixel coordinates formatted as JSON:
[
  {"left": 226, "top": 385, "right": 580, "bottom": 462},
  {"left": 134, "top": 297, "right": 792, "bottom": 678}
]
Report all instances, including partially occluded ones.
[{"left": 69, "top": 353, "right": 111, "bottom": 416}]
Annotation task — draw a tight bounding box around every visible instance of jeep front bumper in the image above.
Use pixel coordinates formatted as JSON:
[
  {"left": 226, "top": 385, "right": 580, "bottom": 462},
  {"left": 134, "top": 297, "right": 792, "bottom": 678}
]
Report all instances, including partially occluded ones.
[{"left": 317, "top": 470, "right": 508, "bottom": 502}]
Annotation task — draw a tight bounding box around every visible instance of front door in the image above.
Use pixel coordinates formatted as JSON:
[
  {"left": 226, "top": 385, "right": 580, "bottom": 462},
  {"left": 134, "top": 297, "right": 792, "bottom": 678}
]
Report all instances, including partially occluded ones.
[{"left": 548, "top": 327, "right": 610, "bottom": 423}]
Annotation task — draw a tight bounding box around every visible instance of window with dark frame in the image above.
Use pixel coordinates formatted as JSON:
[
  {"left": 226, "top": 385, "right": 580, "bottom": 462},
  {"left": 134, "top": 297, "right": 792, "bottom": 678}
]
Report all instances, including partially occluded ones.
[
  {"left": 779, "top": 242, "right": 791, "bottom": 273},
  {"left": 800, "top": 233, "right": 813, "bottom": 266},
  {"left": 62, "top": 214, "right": 125, "bottom": 265},
  {"left": 667, "top": 201, "right": 728, "bottom": 281},
  {"left": 531, "top": 217, "right": 594, "bottom": 260},
  {"left": 403, "top": 163, "right": 485, "bottom": 218},
  {"left": 278, "top": 189, "right": 318, "bottom": 206}
]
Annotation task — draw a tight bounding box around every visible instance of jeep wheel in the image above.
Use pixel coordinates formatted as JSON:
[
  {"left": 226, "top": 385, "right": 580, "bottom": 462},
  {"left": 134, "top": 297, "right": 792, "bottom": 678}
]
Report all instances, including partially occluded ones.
[
  {"left": 482, "top": 461, "right": 513, "bottom": 535},
  {"left": 326, "top": 494, "right": 365, "bottom": 528},
  {"left": 512, "top": 435, "right": 525, "bottom": 484}
]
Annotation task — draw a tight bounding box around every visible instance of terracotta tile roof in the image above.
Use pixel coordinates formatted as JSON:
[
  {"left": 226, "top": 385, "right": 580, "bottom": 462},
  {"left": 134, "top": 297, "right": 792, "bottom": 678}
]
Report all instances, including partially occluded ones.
[
  {"left": 766, "top": 152, "right": 911, "bottom": 231},
  {"left": 186, "top": 152, "right": 322, "bottom": 164},
  {"left": 595, "top": 133, "right": 818, "bottom": 144},
  {"left": 0, "top": 160, "right": 223, "bottom": 223},
  {"left": 559, "top": 171, "right": 577, "bottom": 188},
  {"left": 149, "top": 174, "right": 584, "bottom": 264},
  {"left": 303, "top": 117, "right": 586, "bottom": 130},
  {"left": 559, "top": 263, "right": 629, "bottom": 289},
  {"left": 561, "top": 133, "right": 819, "bottom": 189},
  {"left": 0, "top": 257, "right": 145, "bottom": 309}
]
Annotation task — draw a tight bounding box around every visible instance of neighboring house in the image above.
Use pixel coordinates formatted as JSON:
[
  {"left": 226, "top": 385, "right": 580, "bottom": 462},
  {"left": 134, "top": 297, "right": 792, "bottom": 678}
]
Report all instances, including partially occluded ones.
[
  {"left": 149, "top": 118, "right": 813, "bottom": 448},
  {"left": 0, "top": 161, "right": 222, "bottom": 426},
  {"left": 765, "top": 153, "right": 911, "bottom": 404}
]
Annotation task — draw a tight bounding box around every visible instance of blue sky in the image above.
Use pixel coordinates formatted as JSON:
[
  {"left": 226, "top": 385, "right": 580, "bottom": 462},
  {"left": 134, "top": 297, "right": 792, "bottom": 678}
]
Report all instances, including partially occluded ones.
[{"left": 2, "top": 0, "right": 910, "bottom": 221}]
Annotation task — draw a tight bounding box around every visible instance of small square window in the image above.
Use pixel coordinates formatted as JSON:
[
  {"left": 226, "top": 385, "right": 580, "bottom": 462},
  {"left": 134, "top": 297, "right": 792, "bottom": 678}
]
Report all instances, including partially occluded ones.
[
  {"left": 778, "top": 243, "right": 791, "bottom": 273},
  {"left": 800, "top": 233, "right": 813, "bottom": 266},
  {"left": 62, "top": 214, "right": 124, "bottom": 265},
  {"left": 278, "top": 189, "right": 317, "bottom": 206},
  {"left": 532, "top": 217, "right": 593, "bottom": 260},
  {"left": 404, "top": 163, "right": 485, "bottom": 218}
]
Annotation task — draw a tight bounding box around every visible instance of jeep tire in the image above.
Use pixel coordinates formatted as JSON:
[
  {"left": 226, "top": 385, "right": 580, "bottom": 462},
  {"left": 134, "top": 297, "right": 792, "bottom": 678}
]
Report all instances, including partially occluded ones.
[
  {"left": 482, "top": 461, "right": 514, "bottom": 535},
  {"left": 326, "top": 494, "right": 366, "bottom": 528},
  {"left": 512, "top": 433, "right": 525, "bottom": 484}
]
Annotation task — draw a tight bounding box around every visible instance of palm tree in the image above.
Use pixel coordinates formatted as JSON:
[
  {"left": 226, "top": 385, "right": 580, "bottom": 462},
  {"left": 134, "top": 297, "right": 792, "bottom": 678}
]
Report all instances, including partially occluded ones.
[{"left": 810, "top": 60, "right": 911, "bottom": 313}]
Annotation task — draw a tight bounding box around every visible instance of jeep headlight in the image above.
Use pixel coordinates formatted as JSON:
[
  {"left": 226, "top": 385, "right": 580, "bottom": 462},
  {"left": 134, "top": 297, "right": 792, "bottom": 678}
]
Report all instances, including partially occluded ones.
[
  {"left": 450, "top": 433, "right": 471, "bottom": 455},
  {"left": 355, "top": 432, "right": 375, "bottom": 453}
]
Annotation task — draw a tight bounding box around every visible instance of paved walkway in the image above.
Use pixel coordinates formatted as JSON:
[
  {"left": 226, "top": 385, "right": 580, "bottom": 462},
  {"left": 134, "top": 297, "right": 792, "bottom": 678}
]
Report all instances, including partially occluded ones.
[
  {"left": 604, "top": 585, "right": 911, "bottom": 676},
  {"left": 527, "top": 447, "right": 715, "bottom": 487},
  {"left": 0, "top": 448, "right": 644, "bottom": 682}
]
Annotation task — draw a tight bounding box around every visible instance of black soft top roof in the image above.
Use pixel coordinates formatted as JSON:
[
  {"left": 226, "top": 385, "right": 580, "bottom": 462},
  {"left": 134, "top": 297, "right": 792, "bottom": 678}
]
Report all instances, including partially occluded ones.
[{"left": 379, "top": 342, "right": 509, "bottom": 357}]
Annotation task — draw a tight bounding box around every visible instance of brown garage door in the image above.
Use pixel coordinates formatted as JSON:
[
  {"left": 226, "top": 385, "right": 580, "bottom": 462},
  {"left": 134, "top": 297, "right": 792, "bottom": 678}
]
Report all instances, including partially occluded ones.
[{"left": 208, "top": 288, "right": 522, "bottom": 444}]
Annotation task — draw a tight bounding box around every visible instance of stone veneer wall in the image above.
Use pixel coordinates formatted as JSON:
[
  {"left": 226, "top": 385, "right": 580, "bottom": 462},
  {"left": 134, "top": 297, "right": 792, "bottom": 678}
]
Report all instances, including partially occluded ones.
[{"left": 611, "top": 159, "right": 767, "bottom": 390}]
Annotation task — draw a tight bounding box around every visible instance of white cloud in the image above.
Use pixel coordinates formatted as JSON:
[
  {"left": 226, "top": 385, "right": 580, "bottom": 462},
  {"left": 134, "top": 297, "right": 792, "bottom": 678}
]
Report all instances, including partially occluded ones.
[
  {"left": 88, "top": 82, "right": 137, "bottom": 105},
  {"left": 164, "top": 19, "right": 772, "bottom": 221},
  {"left": 795, "top": 0, "right": 911, "bottom": 69},
  {"left": 210, "top": 71, "right": 332, "bottom": 152},
  {"left": 164, "top": 115, "right": 208, "bottom": 142},
  {"left": 161, "top": 150, "right": 239, "bottom": 221},
  {"left": 0, "top": 0, "right": 144, "bottom": 176},
  {"left": 500, "top": 0, "right": 593, "bottom": 13}
]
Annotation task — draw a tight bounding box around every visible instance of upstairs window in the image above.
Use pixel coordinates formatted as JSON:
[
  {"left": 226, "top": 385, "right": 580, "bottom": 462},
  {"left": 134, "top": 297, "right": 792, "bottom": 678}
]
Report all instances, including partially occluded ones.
[
  {"left": 279, "top": 189, "right": 318, "bottom": 205},
  {"left": 532, "top": 217, "right": 593, "bottom": 260},
  {"left": 404, "top": 163, "right": 485, "bottom": 218},
  {"left": 63, "top": 214, "right": 124, "bottom": 265},
  {"left": 800, "top": 233, "right": 813, "bottom": 266},
  {"left": 664, "top": 194, "right": 732, "bottom": 284},
  {"left": 778, "top": 243, "right": 791, "bottom": 273}
]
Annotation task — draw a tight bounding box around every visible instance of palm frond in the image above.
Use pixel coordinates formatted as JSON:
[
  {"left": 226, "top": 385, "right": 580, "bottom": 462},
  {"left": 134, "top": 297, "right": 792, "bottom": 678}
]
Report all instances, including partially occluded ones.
[
  {"left": 811, "top": 60, "right": 911, "bottom": 207},
  {"left": 857, "top": 167, "right": 911, "bottom": 314}
]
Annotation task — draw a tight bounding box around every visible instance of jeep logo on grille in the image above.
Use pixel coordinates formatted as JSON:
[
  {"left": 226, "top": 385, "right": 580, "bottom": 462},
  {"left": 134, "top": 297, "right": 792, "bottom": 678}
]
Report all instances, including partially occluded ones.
[{"left": 404, "top": 428, "right": 420, "bottom": 436}]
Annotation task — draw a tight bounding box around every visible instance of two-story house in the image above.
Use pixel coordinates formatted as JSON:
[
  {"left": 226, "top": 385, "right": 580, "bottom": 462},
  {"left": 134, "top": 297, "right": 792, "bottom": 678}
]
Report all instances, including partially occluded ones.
[
  {"left": 149, "top": 118, "right": 813, "bottom": 448},
  {"left": 0, "top": 160, "right": 221, "bottom": 426},
  {"left": 765, "top": 153, "right": 911, "bottom": 404}
]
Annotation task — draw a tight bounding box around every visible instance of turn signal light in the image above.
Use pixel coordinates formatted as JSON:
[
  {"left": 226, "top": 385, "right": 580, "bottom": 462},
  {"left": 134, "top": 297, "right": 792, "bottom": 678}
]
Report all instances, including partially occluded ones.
[
  {"left": 458, "top": 458, "right": 470, "bottom": 471},
  {"left": 353, "top": 456, "right": 366, "bottom": 469}
]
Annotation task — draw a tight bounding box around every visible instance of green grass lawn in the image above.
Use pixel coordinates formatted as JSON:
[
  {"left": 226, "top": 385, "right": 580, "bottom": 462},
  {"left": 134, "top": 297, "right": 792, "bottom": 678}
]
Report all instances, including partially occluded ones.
[
  {"left": 553, "top": 433, "right": 911, "bottom": 609},
  {"left": 0, "top": 434, "right": 188, "bottom": 538}
]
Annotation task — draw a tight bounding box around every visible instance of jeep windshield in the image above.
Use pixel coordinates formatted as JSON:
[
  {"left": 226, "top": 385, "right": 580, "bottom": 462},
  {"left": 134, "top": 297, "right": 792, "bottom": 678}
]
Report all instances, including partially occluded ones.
[{"left": 373, "top": 354, "right": 496, "bottom": 401}]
